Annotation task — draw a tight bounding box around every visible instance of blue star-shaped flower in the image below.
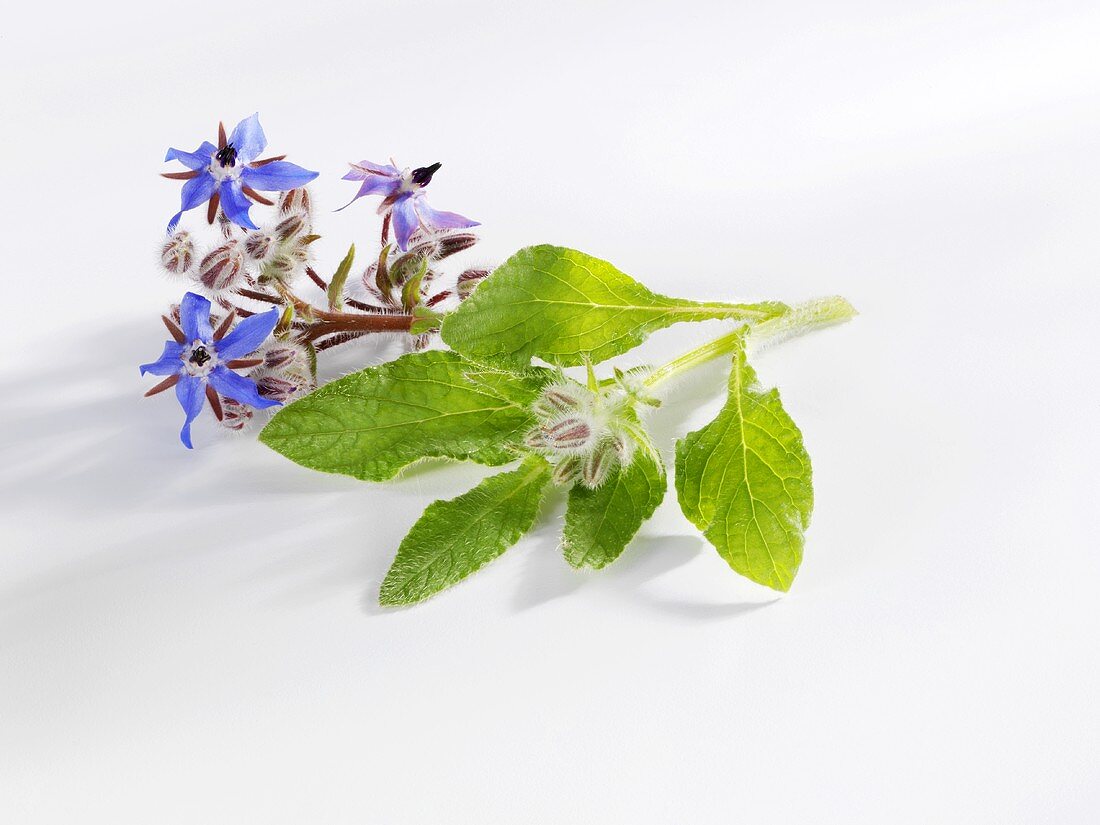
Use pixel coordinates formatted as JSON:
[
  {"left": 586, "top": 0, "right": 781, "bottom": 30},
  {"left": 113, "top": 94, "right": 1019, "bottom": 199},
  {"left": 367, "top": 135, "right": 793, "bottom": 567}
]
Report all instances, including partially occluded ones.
[
  {"left": 164, "top": 113, "right": 319, "bottom": 232},
  {"left": 339, "top": 159, "right": 479, "bottom": 250},
  {"left": 140, "top": 293, "right": 281, "bottom": 448}
]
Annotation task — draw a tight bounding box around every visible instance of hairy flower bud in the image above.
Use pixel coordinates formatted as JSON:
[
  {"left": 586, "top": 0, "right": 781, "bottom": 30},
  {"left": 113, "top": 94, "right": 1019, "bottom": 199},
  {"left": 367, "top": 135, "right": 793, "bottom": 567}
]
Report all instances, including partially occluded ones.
[
  {"left": 262, "top": 342, "right": 308, "bottom": 370},
  {"left": 273, "top": 213, "right": 306, "bottom": 242},
  {"left": 552, "top": 456, "right": 583, "bottom": 486},
  {"left": 243, "top": 231, "right": 275, "bottom": 261},
  {"left": 424, "top": 290, "right": 452, "bottom": 308},
  {"left": 407, "top": 232, "right": 478, "bottom": 262},
  {"left": 160, "top": 231, "right": 195, "bottom": 275},
  {"left": 542, "top": 417, "right": 595, "bottom": 452},
  {"left": 198, "top": 241, "right": 246, "bottom": 291},
  {"left": 217, "top": 211, "right": 237, "bottom": 239},
  {"left": 582, "top": 442, "right": 617, "bottom": 489},
  {"left": 457, "top": 268, "right": 490, "bottom": 300},
  {"left": 523, "top": 428, "right": 547, "bottom": 450},
  {"left": 532, "top": 384, "right": 588, "bottom": 420},
  {"left": 254, "top": 373, "right": 304, "bottom": 404},
  {"left": 610, "top": 431, "right": 635, "bottom": 467},
  {"left": 260, "top": 252, "right": 299, "bottom": 282},
  {"left": 388, "top": 251, "right": 427, "bottom": 287},
  {"left": 279, "top": 188, "right": 312, "bottom": 216},
  {"left": 219, "top": 398, "right": 253, "bottom": 431}
]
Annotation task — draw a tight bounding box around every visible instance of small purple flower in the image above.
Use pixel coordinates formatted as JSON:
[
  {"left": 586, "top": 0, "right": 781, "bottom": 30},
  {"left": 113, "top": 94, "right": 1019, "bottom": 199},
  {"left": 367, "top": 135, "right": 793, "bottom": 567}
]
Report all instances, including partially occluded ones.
[
  {"left": 164, "top": 114, "right": 318, "bottom": 232},
  {"left": 339, "top": 159, "right": 479, "bottom": 250},
  {"left": 140, "top": 292, "right": 281, "bottom": 448}
]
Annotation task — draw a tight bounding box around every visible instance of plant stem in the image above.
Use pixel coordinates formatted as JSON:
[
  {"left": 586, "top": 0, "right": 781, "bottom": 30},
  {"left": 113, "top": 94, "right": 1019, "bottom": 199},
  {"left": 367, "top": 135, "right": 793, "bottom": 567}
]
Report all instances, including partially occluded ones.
[{"left": 644, "top": 296, "right": 856, "bottom": 389}]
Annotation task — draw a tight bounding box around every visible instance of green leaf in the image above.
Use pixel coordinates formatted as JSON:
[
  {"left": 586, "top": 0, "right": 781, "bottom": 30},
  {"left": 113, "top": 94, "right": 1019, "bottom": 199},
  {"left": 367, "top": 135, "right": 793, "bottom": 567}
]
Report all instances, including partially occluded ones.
[
  {"left": 379, "top": 456, "right": 552, "bottom": 605},
  {"left": 259, "top": 351, "right": 539, "bottom": 481},
  {"left": 409, "top": 306, "right": 444, "bottom": 335},
  {"left": 441, "top": 245, "right": 787, "bottom": 368},
  {"left": 327, "top": 243, "right": 355, "bottom": 310},
  {"left": 674, "top": 340, "right": 813, "bottom": 591},
  {"left": 562, "top": 452, "right": 667, "bottom": 569}
]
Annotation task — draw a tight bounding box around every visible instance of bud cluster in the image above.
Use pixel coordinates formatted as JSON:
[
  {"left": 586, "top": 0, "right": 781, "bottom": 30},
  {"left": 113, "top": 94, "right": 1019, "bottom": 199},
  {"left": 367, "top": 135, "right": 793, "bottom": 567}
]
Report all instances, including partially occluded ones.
[
  {"left": 523, "top": 377, "right": 653, "bottom": 489},
  {"left": 358, "top": 229, "right": 486, "bottom": 316},
  {"left": 158, "top": 188, "right": 317, "bottom": 291}
]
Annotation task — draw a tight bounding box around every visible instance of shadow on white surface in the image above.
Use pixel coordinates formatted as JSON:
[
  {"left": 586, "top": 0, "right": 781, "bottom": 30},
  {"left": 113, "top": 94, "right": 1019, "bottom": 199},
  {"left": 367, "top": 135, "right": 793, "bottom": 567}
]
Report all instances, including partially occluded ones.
[{"left": 511, "top": 533, "right": 777, "bottom": 620}]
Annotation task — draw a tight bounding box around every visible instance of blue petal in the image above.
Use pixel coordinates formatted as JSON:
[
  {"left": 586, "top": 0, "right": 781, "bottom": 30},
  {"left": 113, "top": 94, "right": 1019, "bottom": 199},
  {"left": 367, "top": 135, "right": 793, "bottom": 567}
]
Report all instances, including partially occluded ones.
[
  {"left": 391, "top": 195, "right": 418, "bottom": 251},
  {"left": 219, "top": 180, "right": 258, "bottom": 230},
  {"left": 227, "top": 113, "right": 267, "bottom": 164},
  {"left": 208, "top": 366, "right": 280, "bottom": 409},
  {"left": 167, "top": 173, "right": 216, "bottom": 232},
  {"left": 139, "top": 341, "right": 184, "bottom": 376},
  {"left": 179, "top": 292, "right": 213, "bottom": 342},
  {"left": 414, "top": 198, "right": 480, "bottom": 231},
  {"left": 241, "top": 161, "right": 319, "bottom": 191},
  {"left": 342, "top": 160, "right": 400, "bottom": 180},
  {"left": 165, "top": 141, "right": 217, "bottom": 170},
  {"left": 215, "top": 308, "right": 280, "bottom": 361},
  {"left": 175, "top": 375, "right": 207, "bottom": 449},
  {"left": 335, "top": 175, "right": 401, "bottom": 212}
]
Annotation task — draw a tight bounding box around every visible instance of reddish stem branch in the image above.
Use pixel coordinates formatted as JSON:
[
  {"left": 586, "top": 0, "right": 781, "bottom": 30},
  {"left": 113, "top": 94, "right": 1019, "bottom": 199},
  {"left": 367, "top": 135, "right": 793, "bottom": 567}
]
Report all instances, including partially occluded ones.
[
  {"left": 301, "top": 313, "right": 414, "bottom": 342},
  {"left": 235, "top": 287, "right": 281, "bottom": 305},
  {"left": 306, "top": 267, "right": 328, "bottom": 291}
]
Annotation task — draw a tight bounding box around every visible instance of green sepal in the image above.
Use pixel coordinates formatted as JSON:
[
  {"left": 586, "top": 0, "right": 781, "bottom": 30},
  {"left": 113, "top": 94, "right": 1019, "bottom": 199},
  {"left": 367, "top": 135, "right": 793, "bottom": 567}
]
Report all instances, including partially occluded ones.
[
  {"left": 401, "top": 257, "right": 429, "bottom": 311},
  {"left": 327, "top": 244, "right": 355, "bottom": 311}
]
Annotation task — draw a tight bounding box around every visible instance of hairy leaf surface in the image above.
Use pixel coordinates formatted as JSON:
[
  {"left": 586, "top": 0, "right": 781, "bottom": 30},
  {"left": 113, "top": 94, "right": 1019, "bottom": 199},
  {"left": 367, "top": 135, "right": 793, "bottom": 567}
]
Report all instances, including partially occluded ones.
[
  {"left": 259, "top": 351, "right": 540, "bottom": 480},
  {"left": 441, "top": 245, "right": 786, "bottom": 368},
  {"left": 675, "top": 342, "right": 813, "bottom": 591},
  {"left": 562, "top": 453, "right": 667, "bottom": 569},
  {"left": 379, "top": 456, "right": 552, "bottom": 605}
]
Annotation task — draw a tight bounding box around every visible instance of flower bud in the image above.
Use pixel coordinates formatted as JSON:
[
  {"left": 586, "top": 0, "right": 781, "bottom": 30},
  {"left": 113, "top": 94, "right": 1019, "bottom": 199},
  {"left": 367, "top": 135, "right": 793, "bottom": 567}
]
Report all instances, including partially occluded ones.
[
  {"left": 260, "top": 252, "right": 300, "bottom": 282},
  {"left": 273, "top": 213, "right": 307, "bottom": 242},
  {"left": 532, "top": 383, "right": 588, "bottom": 419},
  {"left": 610, "top": 432, "right": 635, "bottom": 467},
  {"left": 523, "top": 428, "right": 547, "bottom": 450},
  {"left": 388, "top": 251, "right": 427, "bottom": 287},
  {"left": 262, "top": 342, "right": 308, "bottom": 370},
  {"left": 582, "top": 442, "right": 617, "bottom": 489},
  {"left": 552, "top": 456, "right": 582, "bottom": 486},
  {"left": 279, "top": 188, "right": 312, "bottom": 216},
  {"left": 255, "top": 373, "right": 304, "bottom": 404},
  {"left": 424, "top": 290, "right": 452, "bottom": 308},
  {"left": 198, "top": 241, "right": 246, "bottom": 291},
  {"left": 217, "top": 211, "right": 237, "bottom": 239},
  {"left": 407, "top": 232, "right": 478, "bottom": 262},
  {"left": 160, "top": 231, "right": 195, "bottom": 275},
  {"left": 542, "top": 417, "right": 595, "bottom": 452},
  {"left": 219, "top": 398, "right": 253, "bottom": 431},
  {"left": 457, "top": 268, "right": 490, "bottom": 300},
  {"left": 243, "top": 231, "right": 275, "bottom": 261}
]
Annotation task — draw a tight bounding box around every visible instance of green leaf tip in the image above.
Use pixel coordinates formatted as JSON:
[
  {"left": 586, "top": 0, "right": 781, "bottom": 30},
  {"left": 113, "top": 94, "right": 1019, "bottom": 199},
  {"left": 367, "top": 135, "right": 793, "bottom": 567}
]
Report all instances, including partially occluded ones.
[
  {"left": 379, "top": 456, "right": 553, "bottom": 606},
  {"left": 441, "top": 244, "right": 787, "bottom": 369},
  {"left": 674, "top": 339, "right": 813, "bottom": 592}
]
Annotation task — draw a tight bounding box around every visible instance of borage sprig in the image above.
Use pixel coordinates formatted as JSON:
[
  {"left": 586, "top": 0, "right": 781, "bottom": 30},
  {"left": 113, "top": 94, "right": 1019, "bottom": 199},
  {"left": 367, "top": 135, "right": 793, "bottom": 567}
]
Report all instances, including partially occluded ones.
[
  {"left": 259, "top": 246, "right": 856, "bottom": 604},
  {"left": 144, "top": 115, "right": 856, "bottom": 602}
]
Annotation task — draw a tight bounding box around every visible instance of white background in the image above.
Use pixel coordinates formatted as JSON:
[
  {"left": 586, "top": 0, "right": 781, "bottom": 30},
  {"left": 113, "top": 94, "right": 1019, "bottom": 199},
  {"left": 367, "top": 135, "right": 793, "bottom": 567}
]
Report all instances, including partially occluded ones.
[{"left": 2, "top": 1, "right": 1098, "bottom": 822}]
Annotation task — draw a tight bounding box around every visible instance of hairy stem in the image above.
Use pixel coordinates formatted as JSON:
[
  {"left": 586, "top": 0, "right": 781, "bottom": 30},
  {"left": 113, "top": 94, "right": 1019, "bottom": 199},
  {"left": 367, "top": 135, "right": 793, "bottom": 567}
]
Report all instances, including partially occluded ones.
[{"left": 644, "top": 296, "right": 856, "bottom": 389}]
